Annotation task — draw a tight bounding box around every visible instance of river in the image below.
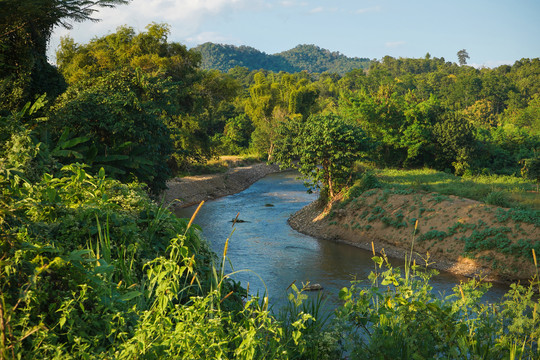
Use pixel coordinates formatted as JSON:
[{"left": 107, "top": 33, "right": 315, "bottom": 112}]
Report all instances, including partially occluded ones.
[{"left": 175, "top": 171, "right": 509, "bottom": 309}]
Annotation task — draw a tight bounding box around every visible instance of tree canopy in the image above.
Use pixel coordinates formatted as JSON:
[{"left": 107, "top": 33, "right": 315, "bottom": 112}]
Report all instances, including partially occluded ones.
[
  {"left": 273, "top": 114, "right": 370, "bottom": 198},
  {"left": 0, "top": 0, "right": 129, "bottom": 111},
  {"left": 193, "top": 42, "right": 371, "bottom": 75}
]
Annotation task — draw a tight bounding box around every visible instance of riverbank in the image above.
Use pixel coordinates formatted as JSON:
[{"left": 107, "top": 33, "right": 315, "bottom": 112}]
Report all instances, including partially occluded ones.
[
  {"left": 163, "top": 163, "right": 281, "bottom": 209},
  {"left": 289, "top": 189, "right": 539, "bottom": 284},
  {"left": 164, "top": 164, "right": 538, "bottom": 283}
]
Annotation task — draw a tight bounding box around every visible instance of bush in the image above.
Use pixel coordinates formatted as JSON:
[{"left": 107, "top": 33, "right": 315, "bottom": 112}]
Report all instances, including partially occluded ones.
[
  {"left": 344, "top": 171, "right": 381, "bottom": 201},
  {"left": 0, "top": 165, "right": 215, "bottom": 357},
  {"left": 50, "top": 72, "right": 175, "bottom": 193},
  {"left": 485, "top": 190, "right": 512, "bottom": 207}
]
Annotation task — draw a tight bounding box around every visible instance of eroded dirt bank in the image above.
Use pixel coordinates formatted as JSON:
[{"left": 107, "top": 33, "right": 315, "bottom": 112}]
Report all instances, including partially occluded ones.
[
  {"left": 163, "top": 163, "right": 280, "bottom": 209},
  {"left": 289, "top": 189, "right": 539, "bottom": 284}
]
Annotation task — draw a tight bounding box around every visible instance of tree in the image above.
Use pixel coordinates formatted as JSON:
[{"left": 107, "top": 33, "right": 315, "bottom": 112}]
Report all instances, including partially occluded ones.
[
  {"left": 340, "top": 85, "right": 408, "bottom": 166},
  {"left": 244, "top": 71, "right": 318, "bottom": 158},
  {"left": 432, "top": 113, "right": 476, "bottom": 174},
  {"left": 457, "top": 49, "right": 470, "bottom": 66},
  {"left": 521, "top": 154, "right": 540, "bottom": 192},
  {"left": 0, "top": 0, "right": 129, "bottom": 111},
  {"left": 50, "top": 71, "right": 173, "bottom": 192},
  {"left": 56, "top": 23, "right": 201, "bottom": 86},
  {"left": 272, "top": 114, "right": 370, "bottom": 198}
]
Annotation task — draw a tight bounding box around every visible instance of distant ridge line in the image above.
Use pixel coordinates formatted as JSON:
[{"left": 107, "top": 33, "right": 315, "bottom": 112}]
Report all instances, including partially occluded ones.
[{"left": 192, "top": 42, "right": 372, "bottom": 75}]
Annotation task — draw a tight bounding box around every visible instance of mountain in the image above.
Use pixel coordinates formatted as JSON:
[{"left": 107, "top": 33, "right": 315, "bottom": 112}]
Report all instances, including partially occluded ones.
[{"left": 193, "top": 43, "right": 371, "bottom": 75}]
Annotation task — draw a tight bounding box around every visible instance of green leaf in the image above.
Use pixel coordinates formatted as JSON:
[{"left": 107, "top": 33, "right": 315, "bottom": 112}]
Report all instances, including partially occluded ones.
[
  {"left": 60, "top": 136, "right": 90, "bottom": 149},
  {"left": 118, "top": 291, "right": 142, "bottom": 302},
  {"left": 94, "top": 154, "right": 130, "bottom": 162}
]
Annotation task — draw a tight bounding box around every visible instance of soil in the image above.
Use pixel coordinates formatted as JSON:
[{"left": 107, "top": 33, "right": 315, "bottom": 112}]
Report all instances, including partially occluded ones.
[
  {"left": 162, "top": 163, "right": 281, "bottom": 209},
  {"left": 289, "top": 189, "right": 539, "bottom": 284}
]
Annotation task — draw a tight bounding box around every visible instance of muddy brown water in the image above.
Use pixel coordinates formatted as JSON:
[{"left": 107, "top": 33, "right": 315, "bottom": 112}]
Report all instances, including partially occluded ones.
[{"left": 175, "top": 171, "right": 509, "bottom": 309}]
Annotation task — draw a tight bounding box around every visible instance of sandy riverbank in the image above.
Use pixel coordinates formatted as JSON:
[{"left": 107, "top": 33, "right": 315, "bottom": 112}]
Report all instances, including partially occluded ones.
[{"left": 162, "top": 163, "right": 281, "bottom": 209}]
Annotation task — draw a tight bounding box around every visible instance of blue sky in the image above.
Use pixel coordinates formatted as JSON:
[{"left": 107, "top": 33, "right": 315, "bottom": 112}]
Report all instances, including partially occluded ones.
[{"left": 48, "top": 0, "right": 540, "bottom": 68}]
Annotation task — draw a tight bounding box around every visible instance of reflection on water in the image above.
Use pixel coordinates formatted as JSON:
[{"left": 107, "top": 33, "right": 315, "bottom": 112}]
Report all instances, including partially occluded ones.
[{"left": 175, "top": 171, "right": 508, "bottom": 308}]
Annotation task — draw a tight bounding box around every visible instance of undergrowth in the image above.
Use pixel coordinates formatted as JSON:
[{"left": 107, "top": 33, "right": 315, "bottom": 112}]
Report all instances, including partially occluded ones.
[{"left": 1, "top": 166, "right": 539, "bottom": 359}]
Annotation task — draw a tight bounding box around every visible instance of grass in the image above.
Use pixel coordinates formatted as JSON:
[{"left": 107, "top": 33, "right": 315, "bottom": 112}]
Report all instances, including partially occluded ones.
[{"left": 374, "top": 167, "right": 539, "bottom": 211}]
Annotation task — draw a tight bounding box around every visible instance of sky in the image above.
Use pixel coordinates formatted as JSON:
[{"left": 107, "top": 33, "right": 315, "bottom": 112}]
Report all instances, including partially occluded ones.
[{"left": 48, "top": 0, "right": 540, "bottom": 68}]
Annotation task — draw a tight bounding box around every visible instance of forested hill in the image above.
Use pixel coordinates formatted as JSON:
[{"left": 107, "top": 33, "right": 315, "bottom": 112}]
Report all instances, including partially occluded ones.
[{"left": 193, "top": 42, "right": 371, "bottom": 75}]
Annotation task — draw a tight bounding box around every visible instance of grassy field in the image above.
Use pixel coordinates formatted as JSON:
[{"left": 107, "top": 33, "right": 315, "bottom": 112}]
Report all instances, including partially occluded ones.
[{"left": 373, "top": 167, "right": 539, "bottom": 211}]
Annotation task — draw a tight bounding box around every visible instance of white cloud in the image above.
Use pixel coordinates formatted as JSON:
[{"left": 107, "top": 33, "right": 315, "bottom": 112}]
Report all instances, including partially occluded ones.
[
  {"left": 186, "top": 31, "right": 232, "bottom": 45},
  {"left": 356, "top": 6, "right": 381, "bottom": 14},
  {"left": 470, "top": 60, "right": 513, "bottom": 69},
  {"left": 309, "top": 6, "right": 323, "bottom": 13},
  {"left": 48, "top": 0, "right": 252, "bottom": 62},
  {"left": 279, "top": 0, "right": 307, "bottom": 6},
  {"left": 101, "top": 0, "right": 247, "bottom": 24},
  {"left": 385, "top": 41, "right": 406, "bottom": 48}
]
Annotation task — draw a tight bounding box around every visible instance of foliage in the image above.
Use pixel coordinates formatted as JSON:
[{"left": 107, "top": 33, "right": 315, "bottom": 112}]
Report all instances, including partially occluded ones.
[
  {"left": 0, "top": 165, "right": 199, "bottom": 357},
  {"left": 49, "top": 71, "right": 174, "bottom": 192},
  {"left": 56, "top": 24, "right": 243, "bottom": 173},
  {"left": 343, "top": 171, "right": 381, "bottom": 202},
  {"left": 275, "top": 283, "right": 344, "bottom": 360},
  {"left": 56, "top": 23, "right": 200, "bottom": 86},
  {"left": 273, "top": 113, "right": 370, "bottom": 198},
  {"left": 337, "top": 251, "right": 540, "bottom": 359},
  {"left": 457, "top": 49, "right": 470, "bottom": 66},
  {"left": 218, "top": 114, "right": 254, "bottom": 155},
  {"left": 244, "top": 71, "right": 319, "bottom": 158},
  {"left": 340, "top": 87, "right": 444, "bottom": 168},
  {"left": 521, "top": 154, "right": 540, "bottom": 192},
  {"left": 194, "top": 42, "right": 371, "bottom": 75},
  {"left": 0, "top": 0, "right": 128, "bottom": 111},
  {"left": 432, "top": 113, "right": 476, "bottom": 174},
  {"left": 0, "top": 95, "right": 48, "bottom": 175}
]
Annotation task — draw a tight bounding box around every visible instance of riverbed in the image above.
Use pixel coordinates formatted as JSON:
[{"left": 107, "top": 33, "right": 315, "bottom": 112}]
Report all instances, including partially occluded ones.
[{"left": 175, "top": 171, "right": 509, "bottom": 308}]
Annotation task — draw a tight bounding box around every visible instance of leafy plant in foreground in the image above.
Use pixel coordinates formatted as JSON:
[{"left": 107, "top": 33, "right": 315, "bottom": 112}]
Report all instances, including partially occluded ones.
[{"left": 337, "top": 248, "right": 540, "bottom": 359}]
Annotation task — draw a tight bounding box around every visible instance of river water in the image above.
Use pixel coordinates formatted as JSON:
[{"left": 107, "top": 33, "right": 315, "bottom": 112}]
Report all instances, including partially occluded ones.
[{"left": 175, "top": 171, "right": 508, "bottom": 309}]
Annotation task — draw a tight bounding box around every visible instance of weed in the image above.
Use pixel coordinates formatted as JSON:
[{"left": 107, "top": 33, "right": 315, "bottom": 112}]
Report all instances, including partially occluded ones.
[
  {"left": 485, "top": 190, "right": 512, "bottom": 208},
  {"left": 418, "top": 230, "right": 448, "bottom": 242}
]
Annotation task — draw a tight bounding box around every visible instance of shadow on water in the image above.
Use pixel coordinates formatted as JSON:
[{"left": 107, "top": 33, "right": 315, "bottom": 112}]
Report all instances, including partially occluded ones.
[{"left": 175, "top": 171, "right": 509, "bottom": 310}]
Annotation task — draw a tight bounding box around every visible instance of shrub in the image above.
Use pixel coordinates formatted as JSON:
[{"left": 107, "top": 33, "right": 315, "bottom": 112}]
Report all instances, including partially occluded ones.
[
  {"left": 485, "top": 190, "right": 512, "bottom": 208},
  {"left": 50, "top": 72, "right": 175, "bottom": 193},
  {"left": 344, "top": 171, "right": 381, "bottom": 201},
  {"left": 0, "top": 165, "right": 215, "bottom": 357}
]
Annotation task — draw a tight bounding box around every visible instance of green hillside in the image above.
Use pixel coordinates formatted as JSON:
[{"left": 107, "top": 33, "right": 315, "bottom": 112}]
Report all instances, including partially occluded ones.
[{"left": 193, "top": 42, "right": 371, "bottom": 75}]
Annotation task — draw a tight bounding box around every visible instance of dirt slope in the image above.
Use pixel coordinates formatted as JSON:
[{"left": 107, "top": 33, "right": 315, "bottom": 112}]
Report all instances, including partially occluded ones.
[{"left": 289, "top": 188, "right": 539, "bottom": 283}]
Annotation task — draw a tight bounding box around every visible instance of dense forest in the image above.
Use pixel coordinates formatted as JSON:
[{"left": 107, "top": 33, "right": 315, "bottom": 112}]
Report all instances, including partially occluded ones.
[
  {"left": 194, "top": 42, "right": 372, "bottom": 75},
  {"left": 1, "top": 0, "right": 539, "bottom": 357}
]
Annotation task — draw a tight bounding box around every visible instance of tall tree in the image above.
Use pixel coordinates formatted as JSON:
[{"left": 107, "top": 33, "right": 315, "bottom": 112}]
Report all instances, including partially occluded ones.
[
  {"left": 457, "top": 49, "right": 470, "bottom": 66},
  {"left": 272, "top": 114, "right": 370, "bottom": 198}
]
